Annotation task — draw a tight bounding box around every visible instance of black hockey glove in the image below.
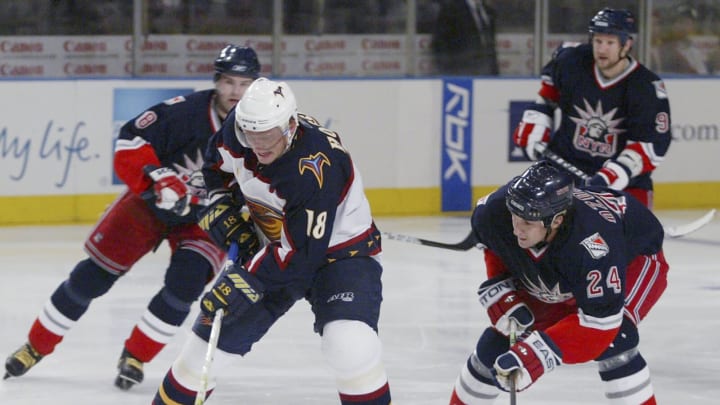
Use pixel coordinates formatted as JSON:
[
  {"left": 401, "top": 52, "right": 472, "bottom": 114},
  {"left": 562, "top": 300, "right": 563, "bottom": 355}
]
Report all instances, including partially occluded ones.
[
  {"left": 198, "top": 194, "right": 260, "bottom": 261},
  {"left": 201, "top": 263, "right": 264, "bottom": 323}
]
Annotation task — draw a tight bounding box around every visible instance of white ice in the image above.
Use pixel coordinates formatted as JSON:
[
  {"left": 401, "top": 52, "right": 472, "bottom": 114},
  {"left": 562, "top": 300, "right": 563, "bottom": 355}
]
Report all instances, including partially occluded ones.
[{"left": 0, "top": 210, "right": 718, "bottom": 404}]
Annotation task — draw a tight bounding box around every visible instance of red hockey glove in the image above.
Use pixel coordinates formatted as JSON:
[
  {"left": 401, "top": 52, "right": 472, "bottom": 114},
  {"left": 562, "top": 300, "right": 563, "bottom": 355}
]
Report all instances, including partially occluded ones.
[
  {"left": 144, "top": 166, "right": 191, "bottom": 216},
  {"left": 478, "top": 276, "right": 534, "bottom": 336},
  {"left": 493, "top": 330, "right": 562, "bottom": 392},
  {"left": 512, "top": 106, "right": 553, "bottom": 161}
]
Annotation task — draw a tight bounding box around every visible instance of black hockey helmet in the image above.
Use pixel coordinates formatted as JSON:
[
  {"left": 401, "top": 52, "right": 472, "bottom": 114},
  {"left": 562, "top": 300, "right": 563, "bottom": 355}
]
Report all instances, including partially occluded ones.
[
  {"left": 506, "top": 161, "right": 574, "bottom": 226},
  {"left": 588, "top": 8, "right": 637, "bottom": 46},
  {"left": 214, "top": 45, "right": 260, "bottom": 81}
]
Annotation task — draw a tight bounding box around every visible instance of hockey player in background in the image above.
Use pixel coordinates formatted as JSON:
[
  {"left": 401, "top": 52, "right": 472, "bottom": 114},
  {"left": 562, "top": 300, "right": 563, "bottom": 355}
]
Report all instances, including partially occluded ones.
[
  {"left": 152, "top": 78, "right": 392, "bottom": 404},
  {"left": 449, "top": 161, "right": 668, "bottom": 405},
  {"left": 4, "top": 45, "right": 261, "bottom": 390},
  {"left": 512, "top": 8, "right": 672, "bottom": 208}
]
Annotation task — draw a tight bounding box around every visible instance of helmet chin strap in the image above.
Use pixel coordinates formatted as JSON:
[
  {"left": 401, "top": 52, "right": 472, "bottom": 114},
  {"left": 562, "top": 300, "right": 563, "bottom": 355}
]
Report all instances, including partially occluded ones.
[{"left": 535, "top": 210, "right": 566, "bottom": 248}]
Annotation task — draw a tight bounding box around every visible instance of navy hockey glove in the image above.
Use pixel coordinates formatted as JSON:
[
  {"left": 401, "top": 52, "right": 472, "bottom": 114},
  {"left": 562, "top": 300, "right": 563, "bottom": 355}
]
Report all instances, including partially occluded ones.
[
  {"left": 198, "top": 194, "right": 260, "bottom": 260},
  {"left": 143, "top": 165, "right": 191, "bottom": 216},
  {"left": 201, "top": 263, "right": 264, "bottom": 322},
  {"left": 512, "top": 104, "right": 553, "bottom": 160},
  {"left": 493, "top": 330, "right": 562, "bottom": 392},
  {"left": 478, "top": 276, "right": 534, "bottom": 336}
]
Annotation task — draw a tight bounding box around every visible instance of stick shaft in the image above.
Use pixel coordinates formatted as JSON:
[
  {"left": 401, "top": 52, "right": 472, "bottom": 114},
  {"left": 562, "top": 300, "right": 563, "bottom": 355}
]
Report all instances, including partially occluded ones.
[
  {"left": 381, "top": 231, "right": 483, "bottom": 251},
  {"left": 194, "top": 309, "right": 224, "bottom": 405}
]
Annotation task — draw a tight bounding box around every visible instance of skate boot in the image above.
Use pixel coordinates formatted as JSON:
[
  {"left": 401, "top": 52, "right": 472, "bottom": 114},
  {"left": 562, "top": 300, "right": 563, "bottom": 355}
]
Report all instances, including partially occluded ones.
[
  {"left": 4, "top": 342, "right": 44, "bottom": 379},
  {"left": 114, "top": 348, "right": 144, "bottom": 390}
]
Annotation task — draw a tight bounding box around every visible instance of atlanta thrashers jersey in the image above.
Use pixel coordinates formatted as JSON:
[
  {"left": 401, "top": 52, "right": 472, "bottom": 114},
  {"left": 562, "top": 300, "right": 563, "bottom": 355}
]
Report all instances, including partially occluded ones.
[
  {"left": 540, "top": 43, "right": 672, "bottom": 190},
  {"left": 203, "top": 112, "right": 381, "bottom": 293}
]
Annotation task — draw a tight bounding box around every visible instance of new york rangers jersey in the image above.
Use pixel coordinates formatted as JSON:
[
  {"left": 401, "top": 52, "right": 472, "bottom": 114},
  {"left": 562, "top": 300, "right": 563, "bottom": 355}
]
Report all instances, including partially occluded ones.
[
  {"left": 540, "top": 43, "right": 672, "bottom": 190},
  {"left": 471, "top": 184, "right": 664, "bottom": 361},
  {"left": 203, "top": 112, "right": 381, "bottom": 293},
  {"left": 114, "top": 89, "right": 224, "bottom": 224}
]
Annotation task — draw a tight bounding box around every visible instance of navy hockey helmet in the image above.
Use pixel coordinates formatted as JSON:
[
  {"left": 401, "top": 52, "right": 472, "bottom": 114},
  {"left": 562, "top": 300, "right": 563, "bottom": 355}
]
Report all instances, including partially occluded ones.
[
  {"left": 506, "top": 161, "right": 574, "bottom": 226},
  {"left": 588, "top": 8, "right": 637, "bottom": 46},
  {"left": 213, "top": 45, "right": 260, "bottom": 81}
]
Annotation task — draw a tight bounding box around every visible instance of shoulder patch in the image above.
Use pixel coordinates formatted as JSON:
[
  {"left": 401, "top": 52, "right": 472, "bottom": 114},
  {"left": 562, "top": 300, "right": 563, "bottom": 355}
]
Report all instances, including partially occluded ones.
[
  {"left": 580, "top": 232, "right": 609, "bottom": 259},
  {"left": 298, "top": 152, "right": 331, "bottom": 188},
  {"left": 164, "top": 95, "right": 186, "bottom": 105},
  {"left": 134, "top": 111, "right": 158, "bottom": 129},
  {"left": 652, "top": 80, "right": 668, "bottom": 99}
]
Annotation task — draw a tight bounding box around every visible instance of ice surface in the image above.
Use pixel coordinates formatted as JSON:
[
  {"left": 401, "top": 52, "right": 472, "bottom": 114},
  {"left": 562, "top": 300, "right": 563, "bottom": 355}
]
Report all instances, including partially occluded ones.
[{"left": 0, "top": 210, "right": 718, "bottom": 404}]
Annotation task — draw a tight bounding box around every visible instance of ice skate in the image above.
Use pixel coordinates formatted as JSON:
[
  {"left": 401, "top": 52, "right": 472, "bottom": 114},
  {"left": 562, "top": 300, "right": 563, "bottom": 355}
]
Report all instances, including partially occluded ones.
[
  {"left": 114, "top": 348, "right": 144, "bottom": 390},
  {"left": 4, "top": 342, "right": 44, "bottom": 379}
]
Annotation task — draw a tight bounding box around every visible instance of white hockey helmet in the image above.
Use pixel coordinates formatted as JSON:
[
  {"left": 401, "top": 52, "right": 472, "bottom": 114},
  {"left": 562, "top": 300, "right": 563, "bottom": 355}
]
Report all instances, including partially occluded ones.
[{"left": 234, "top": 77, "right": 298, "bottom": 148}]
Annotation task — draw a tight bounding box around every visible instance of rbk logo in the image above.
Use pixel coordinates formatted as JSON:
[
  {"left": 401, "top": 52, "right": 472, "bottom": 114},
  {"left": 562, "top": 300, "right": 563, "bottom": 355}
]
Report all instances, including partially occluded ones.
[{"left": 299, "top": 152, "right": 331, "bottom": 188}]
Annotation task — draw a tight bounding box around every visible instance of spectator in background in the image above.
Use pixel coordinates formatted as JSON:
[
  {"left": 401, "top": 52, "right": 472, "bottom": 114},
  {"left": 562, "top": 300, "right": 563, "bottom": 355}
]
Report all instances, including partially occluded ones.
[
  {"left": 431, "top": 0, "right": 499, "bottom": 75},
  {"left": 656, "top": 3, "right": 709, "bottom": 74}
]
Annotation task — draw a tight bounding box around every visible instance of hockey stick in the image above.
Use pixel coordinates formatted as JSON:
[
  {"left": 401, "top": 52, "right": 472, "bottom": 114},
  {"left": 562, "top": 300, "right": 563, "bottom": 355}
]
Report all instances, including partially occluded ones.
[
  {"left": 194, "top": 309, "right": 224, "bottom": 405},
  {"left": 508, "top": 319, "right": 518, "bottom": 405},
  {"left": 194, "top": 242, "right": 238, "bottom": 405},
  {"left": 663, "top": 209, "right": 716, "bottom": 238},
  {"left": 381, "top": 230, "right": 484, "bottom": 251},
  {"left": 534, "top": 143, "right": 716, "bottom": 238}
]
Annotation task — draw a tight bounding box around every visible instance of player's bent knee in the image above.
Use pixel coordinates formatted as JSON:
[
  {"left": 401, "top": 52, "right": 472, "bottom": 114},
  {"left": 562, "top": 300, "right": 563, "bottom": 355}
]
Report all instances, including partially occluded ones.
[
  {"left": 169, "top": 331, "right": 235, "bottom": 391},
  {"left": 321, "top": 320, "right": 387, "bottom": 394},
  {"left": 67, "top": 258, "right": 119, "bottom": 299},
  {"left": 165, "top": 249, "right": 213, "bottom": 302}
]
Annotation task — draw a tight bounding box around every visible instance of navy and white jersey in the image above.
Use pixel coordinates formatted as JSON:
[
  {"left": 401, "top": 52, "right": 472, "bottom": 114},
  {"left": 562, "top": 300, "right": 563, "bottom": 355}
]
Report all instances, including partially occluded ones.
[
  {"left": 204, "top": 113, "right": 381, "bottom": 293},
  {"left": 540, "top": 43, "right": 672, "bottom": 190},
  {"left": 471, "top": 183, "right": 664, "bottom": 340},
  {"left": 114, "top": 89, "right": 224, "bottom": 224}
]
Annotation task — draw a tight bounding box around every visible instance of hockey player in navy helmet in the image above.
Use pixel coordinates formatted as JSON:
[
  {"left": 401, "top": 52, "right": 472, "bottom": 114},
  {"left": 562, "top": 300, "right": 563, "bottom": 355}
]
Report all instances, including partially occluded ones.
[
  {"left": 512, "top": 8, "right": 672, "bottom": 209},
  {"left": 4, "top": 45, "right": 261, "bottom": 391},
  {"left": 450, "top": 161, "right": 668, "bottom": 404}
]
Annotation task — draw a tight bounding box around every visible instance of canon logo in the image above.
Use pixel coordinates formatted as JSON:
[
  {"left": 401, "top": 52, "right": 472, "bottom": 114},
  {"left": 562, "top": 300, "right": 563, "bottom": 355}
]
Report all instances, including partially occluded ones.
[
  {"left": 140, "top": 63, "right": 168, "bottom": 74},
  {"left": 362, "top": 60, "right": 401, "bottom": 71},
  {"left": 64, "top": 63, "right": 108, "bottom": 75},
  {"left": 186, "top": 40, "right": 227, "bottom": 51},
  {"left": 305, "top": 39, "right": 345, "bottom": 51},
  {"left": 0, "top": 41, "right": 43, "bottom": 53},
  {"left": 244, "top": 40, "right": 276, "bottom": 51},
  {"left": 63, "top": 40, "right": 107, "bottom": 53},
  {"left": 125, "top": 39, "right": 168, "bottom": 52},
  {"left": 186, "top": 61, "right": 214, "bottom": 74},
  {"left": 304, "top": 61, "right": 346, "bottom": 73},
  {"left": 0, "top": 64, "right": 43, "bottom": 76},
  {"left": 361, "top": 38, "right": 401, "bottom": 50}
]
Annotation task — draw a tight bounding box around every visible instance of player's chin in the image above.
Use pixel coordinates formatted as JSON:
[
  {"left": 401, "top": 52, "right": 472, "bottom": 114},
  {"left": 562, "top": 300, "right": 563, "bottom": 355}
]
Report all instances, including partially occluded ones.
[{"left": 255, "top": 151, "right": 277, "bottom": 164}]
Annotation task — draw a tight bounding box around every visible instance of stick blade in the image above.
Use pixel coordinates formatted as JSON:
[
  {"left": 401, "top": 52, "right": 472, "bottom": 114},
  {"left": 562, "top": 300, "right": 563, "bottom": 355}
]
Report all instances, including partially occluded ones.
[{"left": 664, "top": 209, "right": 716, "bottom": 238}]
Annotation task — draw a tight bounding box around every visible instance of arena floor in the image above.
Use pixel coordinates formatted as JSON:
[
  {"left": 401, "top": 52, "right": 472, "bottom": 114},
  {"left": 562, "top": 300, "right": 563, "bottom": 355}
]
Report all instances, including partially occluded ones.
[{"left": 0, "top": 210, "right": 718, "bottom": 404}]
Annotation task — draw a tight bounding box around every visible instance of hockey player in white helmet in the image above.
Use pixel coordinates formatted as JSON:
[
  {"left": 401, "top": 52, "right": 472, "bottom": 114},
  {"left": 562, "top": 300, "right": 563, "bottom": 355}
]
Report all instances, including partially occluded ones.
[{"left": 153, "top": 78, "right": 392, "bottom": 404}]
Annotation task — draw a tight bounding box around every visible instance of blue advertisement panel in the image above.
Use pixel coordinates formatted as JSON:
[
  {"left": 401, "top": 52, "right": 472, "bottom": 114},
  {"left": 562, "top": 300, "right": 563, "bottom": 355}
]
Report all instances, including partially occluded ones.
[
  {"left": 441, "top": 79, "right": 472, "bottom": 212},
  {"left": 111, "top": 88, "right": 193, "bottom": 185},
  {"left": 508, "top": 100, "right": 535, "bottom": 162}
]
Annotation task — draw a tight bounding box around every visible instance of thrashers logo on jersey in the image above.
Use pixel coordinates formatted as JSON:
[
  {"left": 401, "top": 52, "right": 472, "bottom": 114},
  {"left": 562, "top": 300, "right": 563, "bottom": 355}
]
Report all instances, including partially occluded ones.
[
  {"left": 245, "top": 197, "right": 284, "bottom": 241},
  {"left": 298, "top": 152, "right": 331, "bottom": 188},
  {"left": 570, "top": 99, "right": 626, "bottom": 158},
  {"left": 580, "top": 232, "right": 609, "bottom": 259}
]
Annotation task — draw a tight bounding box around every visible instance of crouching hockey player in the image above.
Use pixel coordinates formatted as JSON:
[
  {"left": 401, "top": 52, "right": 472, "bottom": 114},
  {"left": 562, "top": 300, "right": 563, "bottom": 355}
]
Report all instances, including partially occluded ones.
[{"left": 449, "top": 161, "right": 668, "bottom": 405}]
